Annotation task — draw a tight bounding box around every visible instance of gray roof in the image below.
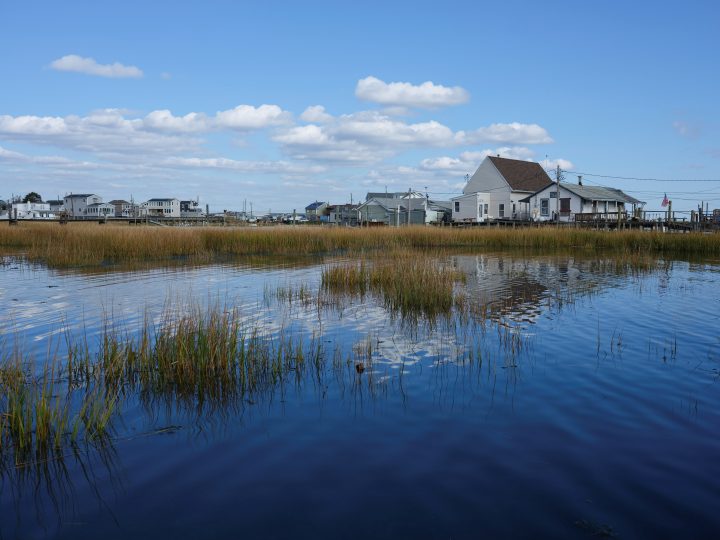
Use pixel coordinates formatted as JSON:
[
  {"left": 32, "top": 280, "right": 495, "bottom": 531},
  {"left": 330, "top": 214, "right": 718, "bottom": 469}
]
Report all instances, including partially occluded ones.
[
  {"left": 109, "top": 199, "right": 130, "bottom": 205},
  {"left": 365, "top": 191, "right": 425, "bottom": 201},
  {"left": 428, "top": 200, "right": 452, "bottom": 211},
  {"left": 147, "top": 198, "right": 178, "bottom": 202},
  {"left": 562, "top": 184, "right": 644, "bottom": 204},
  {"left": 519, "top": 183, "right": 645, "bottom": 204},
  {"left": 65, "top": 193, "right": 96, "bottom": 198},
  {"left": 358, "top": 197, "right": 406, "bottom": 211}
]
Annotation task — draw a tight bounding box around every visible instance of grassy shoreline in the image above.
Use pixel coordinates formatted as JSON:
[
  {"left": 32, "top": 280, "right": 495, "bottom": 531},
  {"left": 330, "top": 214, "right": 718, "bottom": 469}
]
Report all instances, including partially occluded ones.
[{"left": 1, "top": 223, "right": 719, "bottom": 267}]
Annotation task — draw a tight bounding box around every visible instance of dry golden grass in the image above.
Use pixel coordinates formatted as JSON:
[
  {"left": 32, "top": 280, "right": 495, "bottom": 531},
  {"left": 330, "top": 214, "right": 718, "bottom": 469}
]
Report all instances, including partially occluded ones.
[
  {"left": 322, "top": 251, "right": 466, "bottom": 318},
  {"left": 1, "top": 222, "right": 719, "bottom": 267}
]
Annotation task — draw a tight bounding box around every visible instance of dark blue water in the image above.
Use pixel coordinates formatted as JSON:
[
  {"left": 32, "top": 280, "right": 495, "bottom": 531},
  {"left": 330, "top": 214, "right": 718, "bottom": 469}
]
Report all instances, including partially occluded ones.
[{"left": 1, "top": 254, "right": 719, "bottom": 539}]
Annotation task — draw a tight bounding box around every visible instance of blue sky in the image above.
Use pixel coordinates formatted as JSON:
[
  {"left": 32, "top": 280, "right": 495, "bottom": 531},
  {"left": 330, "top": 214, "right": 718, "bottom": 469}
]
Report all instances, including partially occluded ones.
[{"left": 1, "top": 0, "right": 719, "bottom": 213}]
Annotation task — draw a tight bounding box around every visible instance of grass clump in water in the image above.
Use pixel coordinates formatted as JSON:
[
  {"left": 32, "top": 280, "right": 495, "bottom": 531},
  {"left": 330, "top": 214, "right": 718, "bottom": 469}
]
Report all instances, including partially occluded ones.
[{"left": 322, "top": 252, "right": 466, "bottom": 319}]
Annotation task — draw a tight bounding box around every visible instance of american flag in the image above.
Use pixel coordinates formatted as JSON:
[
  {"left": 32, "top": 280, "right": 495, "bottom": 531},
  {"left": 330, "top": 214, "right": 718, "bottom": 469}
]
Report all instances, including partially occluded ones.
[{"left": 661, "top": 193, "right": 669, "bottom": 207}]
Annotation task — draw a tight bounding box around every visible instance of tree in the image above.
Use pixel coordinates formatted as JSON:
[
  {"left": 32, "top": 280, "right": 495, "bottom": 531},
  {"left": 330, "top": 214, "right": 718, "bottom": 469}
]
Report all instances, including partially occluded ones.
[{"left": 22, "top": 192, "right": 43, "bottom": 203}]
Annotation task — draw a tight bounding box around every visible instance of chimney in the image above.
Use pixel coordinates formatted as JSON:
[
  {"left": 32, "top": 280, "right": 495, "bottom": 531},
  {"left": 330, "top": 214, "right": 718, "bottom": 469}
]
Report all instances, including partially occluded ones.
[{"left": 578, "top": 175, "right": 583, "bottom": 186}]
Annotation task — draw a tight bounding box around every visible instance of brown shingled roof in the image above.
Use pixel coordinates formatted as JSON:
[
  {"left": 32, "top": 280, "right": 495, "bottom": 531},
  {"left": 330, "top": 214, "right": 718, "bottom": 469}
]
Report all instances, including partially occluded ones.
[{"left": 488, "top": 156, "right": 554, "bottom": 192}]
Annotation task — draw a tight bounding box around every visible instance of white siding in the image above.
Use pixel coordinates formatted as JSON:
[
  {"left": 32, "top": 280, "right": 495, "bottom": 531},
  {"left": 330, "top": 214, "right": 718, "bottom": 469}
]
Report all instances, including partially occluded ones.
[
  {"left": 461, "top": 158, "right": 531, "bottom": 219},
  {"left": 451, "top": 193, "right": 490, "bottom": 223}
]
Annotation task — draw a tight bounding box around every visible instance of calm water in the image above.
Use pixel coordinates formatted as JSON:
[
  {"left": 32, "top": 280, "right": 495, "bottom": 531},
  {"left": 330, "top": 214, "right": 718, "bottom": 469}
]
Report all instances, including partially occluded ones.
[{"left": 1, "top": 253, "right": 719, "bottom": 539}]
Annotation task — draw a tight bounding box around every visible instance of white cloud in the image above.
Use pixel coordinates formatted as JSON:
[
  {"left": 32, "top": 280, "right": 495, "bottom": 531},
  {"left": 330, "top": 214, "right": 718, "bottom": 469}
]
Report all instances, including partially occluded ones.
[
  {"left": 0, "top": 109, "right": 202, "bottom": 155},
  {"left": 274, "top": 125, "right": 330, "bottom": 146},
  {"left": 162, "top": 156, "right": 325, "bottom": 175},
  {"left": 215, "top": 104, "right": 292, "bottom": 129},
  {"left": 0, "top": 145, "right": 28, "bottom": 161},
  {"left": 275, "top": 110, "right": 464, "bottom": 163},
  {"left": 0, "top": 114, "right": 67, "bottom": 136},
  {"left": 419, "top": 147, "right": 535, "bottom": 173},
  {"left": 50, "top": 54, "right": 143, "bottom": 78},
  {"left": 144, "top": 110, "right": 210, "bottom": 133},
  {"left": 543, "top": 158, "right": 574, "bottom": 170},
  {"left": 461, "top": 122, "right": 553, "bottom": 144},
  {"left": 672, "top": 120, "right": 701, "bottom": 139},
  {"left": 300, "top": 105, "right": 333, "bottom": 123},
  {"left": 275, "top": 111, "right": 554, "bottom": 165},
  {"left": 334, "top": 111, "right": 456, "bottom": 146},
  {"left": 356, "top": 76, "right": 469, "bottom": 109}
]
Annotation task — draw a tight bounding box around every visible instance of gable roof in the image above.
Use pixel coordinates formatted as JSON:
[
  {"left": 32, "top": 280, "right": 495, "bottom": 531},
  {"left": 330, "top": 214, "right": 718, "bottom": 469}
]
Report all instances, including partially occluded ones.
[
  {"left": 358, "top": 198, "right": 406, "bottom": 212},
  {"left": 488, "top": 156, "right": 553, "bottom": 192},
  {"left": 519, "top": 182, "right": 645, "bottom": 204},
  {"left": 365, "top": 191, "right": 425, "bottom": 201}
]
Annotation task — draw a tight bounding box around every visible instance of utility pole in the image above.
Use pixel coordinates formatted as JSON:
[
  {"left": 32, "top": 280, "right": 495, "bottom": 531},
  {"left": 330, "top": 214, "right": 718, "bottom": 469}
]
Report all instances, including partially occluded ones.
[
  {"left": 407, "top": 187, "right": 411, "bottom": 226},
  {"left": 555, "top": 165, "right": 564, "bottom": 224}
]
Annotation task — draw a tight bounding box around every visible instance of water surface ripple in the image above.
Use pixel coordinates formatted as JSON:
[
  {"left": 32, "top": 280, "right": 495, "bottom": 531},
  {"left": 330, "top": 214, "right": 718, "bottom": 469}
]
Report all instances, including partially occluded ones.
[{"left": 1, "top": 253, "right": 719, "bottom": 539}]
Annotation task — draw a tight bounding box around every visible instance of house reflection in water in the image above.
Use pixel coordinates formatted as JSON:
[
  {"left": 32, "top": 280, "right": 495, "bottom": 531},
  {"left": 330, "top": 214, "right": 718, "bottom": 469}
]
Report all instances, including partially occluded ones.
[{"left": 451, "top": 254, "right": 612, "bottom": 323}]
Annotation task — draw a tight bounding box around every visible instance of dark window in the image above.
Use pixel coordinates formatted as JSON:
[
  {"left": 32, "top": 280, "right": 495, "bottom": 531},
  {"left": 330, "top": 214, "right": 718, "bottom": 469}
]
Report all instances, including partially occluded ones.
[
  {"left": 560, "top": 198, "right": 571, "bottom": 214},
  {"left": 454, "top": 201, "right": 460, "bottom": 212},
  {"left": 499, "top": 204, "right": 505, "bottom": 218},
  {"left": 541, "top": 199, "right": 549, "bottom": 216}
]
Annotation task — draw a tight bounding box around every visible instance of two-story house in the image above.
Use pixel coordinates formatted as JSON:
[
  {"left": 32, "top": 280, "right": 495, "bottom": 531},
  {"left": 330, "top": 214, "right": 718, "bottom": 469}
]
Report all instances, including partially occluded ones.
[
  {"left": 452, "top": 156, "right": 553, "bottom": 223},
  {"left": 141, "top": 198, "right": 181, "bottom": 218},
  {"left": 63, "top": 194, "right": 103, "bottom": 218}
]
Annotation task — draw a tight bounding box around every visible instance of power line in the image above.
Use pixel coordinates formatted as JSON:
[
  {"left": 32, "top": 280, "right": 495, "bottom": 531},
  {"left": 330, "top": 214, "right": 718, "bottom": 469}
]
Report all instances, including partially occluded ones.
[{"left": 565, "top": 171, "right": 720, "bottom": 182}]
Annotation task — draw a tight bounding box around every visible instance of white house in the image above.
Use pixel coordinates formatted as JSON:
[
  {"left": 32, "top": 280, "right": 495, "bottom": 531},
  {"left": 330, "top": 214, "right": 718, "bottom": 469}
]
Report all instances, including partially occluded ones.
[
  {"left": 454, "top": 156, "right": 553, "bottom": 223},
  {"left": 141, "top": 198, "right": 181, "bottom": 218},
  {"left": 63, "top": 194, "right": 103, "bottom": 218},
  {"left": 46, "top": 199, "right": 65, "bottom": 213},
  {"left": 9, "top": 202, "right": 53, "bottom": 219},
  {"left": 109, "top": 199, "right": 138, "bottom": 217},
  {"left": 85, "top": 202, "right": 115, "bottom": 218},
  {"left": 520, "top": 182, "right": 645, "bottom": 222}
]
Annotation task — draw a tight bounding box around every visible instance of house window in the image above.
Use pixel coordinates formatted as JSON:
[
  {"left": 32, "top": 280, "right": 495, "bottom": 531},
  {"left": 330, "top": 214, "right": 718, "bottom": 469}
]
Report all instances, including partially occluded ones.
[
  {"left": 541, "top": 199, "right": 549, "bottom": 217},
  {"left": 454, "top": 201, "right": 460, "bottom": 212},
  {"left": 499, "top": 204, "right": 505, "bottom": 218},
  {"left": 484, "top": 204, "right": 488, "bottom": 215},
  {"left": 478, "top": 204, "right": 483, "bottom": 216},
  {"left": 560, "top": 198, "right": 571, "bottom": 214}
]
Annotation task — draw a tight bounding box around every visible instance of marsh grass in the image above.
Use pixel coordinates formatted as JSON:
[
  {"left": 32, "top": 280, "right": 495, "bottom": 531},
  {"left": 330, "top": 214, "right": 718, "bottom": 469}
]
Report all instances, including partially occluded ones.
[
  {"left": 2, "top": 224, "right": 719, "bottom": 267},
  {"left": 322, "top": 252, "right": 466, "bottom": 320},
  {"left": 1, "top": 304, "right": 360, "bottom": 466}
]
